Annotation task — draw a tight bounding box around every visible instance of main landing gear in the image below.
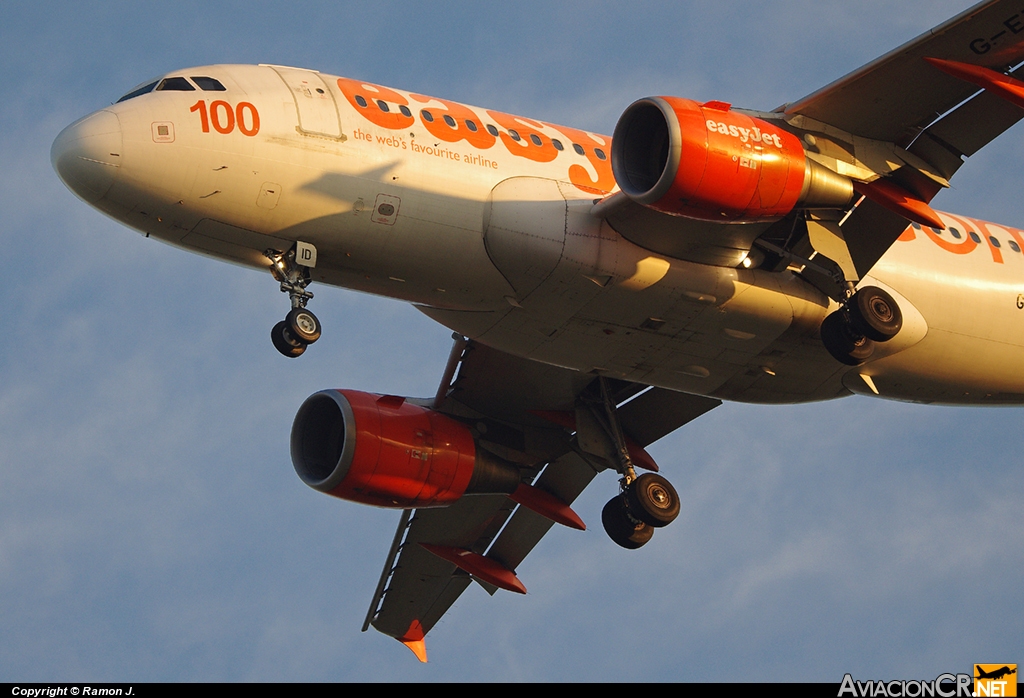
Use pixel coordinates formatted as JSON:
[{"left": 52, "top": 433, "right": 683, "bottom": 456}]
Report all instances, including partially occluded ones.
[
  {"left": 820, "top": 285, "right": 902, "bottom": 366},
  {"left": 583, "top": 378, "right": 682, "bottom": 550},
  {"left": 266, "top": 245, "right": 322, "bottom": 359},
  {"left": 602, "top": 473, "right": 681, "bottom": 549}
]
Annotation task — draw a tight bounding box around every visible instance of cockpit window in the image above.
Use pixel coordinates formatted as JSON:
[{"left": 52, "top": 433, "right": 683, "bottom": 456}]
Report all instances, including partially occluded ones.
[
  {"left": 116, "top": 80, "right": 159, "bottom": 103},
  {"left": 191, "top": 76, "right": 226, "bottom": 91},
  {"left": 155, "top": 77, "right": 196, "bottom": 92}
]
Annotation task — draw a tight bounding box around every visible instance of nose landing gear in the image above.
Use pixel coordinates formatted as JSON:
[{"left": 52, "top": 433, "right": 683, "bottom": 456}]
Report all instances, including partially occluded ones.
[{"left": 266, "top": 244, "right": 321, "bottom": 358}]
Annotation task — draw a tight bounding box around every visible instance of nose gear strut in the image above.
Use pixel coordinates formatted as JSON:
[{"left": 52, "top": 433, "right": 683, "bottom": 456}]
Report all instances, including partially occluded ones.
[{"left": 265, "top": 244, "right": 322, "bottom": 358}]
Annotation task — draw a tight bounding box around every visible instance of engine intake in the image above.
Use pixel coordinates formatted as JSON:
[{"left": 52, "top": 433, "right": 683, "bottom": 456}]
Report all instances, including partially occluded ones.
[
  {"left": 291, "top": 389, "right": 520, "bottom": 508},
  {"left": 611, "top": 97, "right": 853, "bottom": 222}
]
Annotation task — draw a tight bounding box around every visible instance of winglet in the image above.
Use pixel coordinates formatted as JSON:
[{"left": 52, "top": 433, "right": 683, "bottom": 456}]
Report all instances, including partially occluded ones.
[
  {"left": 925, "top": 57, "right": 1024, "bottom": 110},
  {"left": 852, "top": 179, "right": 945, "bottom": 229},
  {"left": 509, "top": 482, "right": 586, "bottom": 530},
  {"left": 419, "top": 543, "right": 527, "bottom": 594},
  {"left": 397, "top": 619, "right": 428, "bottom": 663}
]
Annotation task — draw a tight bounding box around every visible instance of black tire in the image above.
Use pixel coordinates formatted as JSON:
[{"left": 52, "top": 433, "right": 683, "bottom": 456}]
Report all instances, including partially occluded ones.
[
  {"left": 625, "top": 473, "right": 680, "bottom": 528},
  {"left": 272, "top": 320, "right": 306, "bottom": 358},
  {"left": 602, "top": 496, "right": 654, "bottom": 549},
  {"left": 286, "top": 307, "right": 321, "bottom": 344},
  {"left": 820, "top": 311, "right": 874, "bottom": 366},
  {"left": 849, "top": 286, "right": 902, "bottom": 342}
]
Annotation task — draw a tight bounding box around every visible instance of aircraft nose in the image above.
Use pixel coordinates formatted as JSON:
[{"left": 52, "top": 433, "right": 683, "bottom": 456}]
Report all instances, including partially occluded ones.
[{"left": 51, "top": 110, "right": 122, "bottom": 203}]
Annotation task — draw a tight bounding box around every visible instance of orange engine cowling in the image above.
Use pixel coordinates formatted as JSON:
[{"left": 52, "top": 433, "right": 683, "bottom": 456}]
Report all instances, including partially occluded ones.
[
  {"left": 290, "top": 389, "right": 520, "bottom": 508},
  {"left": 611, "top": 96, "right": 852, "bottom": 222}
]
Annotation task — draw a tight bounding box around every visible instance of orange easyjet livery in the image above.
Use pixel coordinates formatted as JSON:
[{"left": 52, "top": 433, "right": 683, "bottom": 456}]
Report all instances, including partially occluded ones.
[{"left": 52, "top": 0, "right": 1024, "bottom": 661}]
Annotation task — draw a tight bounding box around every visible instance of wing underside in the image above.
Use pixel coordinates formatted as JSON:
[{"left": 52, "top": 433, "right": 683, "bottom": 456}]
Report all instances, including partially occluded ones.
[
  {"left": 785, "top": 1, "right": 1024, "bottom": 279},
  {"left": 362, "top": 340, "right": 719, "bottom": 655},
  {"left": 362, "top": 2, "right": 1024, "bottom": 658}
]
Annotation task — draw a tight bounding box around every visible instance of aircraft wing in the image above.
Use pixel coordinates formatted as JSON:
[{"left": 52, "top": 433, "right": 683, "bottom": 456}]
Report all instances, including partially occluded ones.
[
  {"left": 783, "top": 0, "right": 1024, "bottom": 145},
  {"left": 606, "top": 1, "right": 1024, "bottom": 286},
  {"left": 784, "top": 0, "right": 1024, "bottom": 280},
  {"left": 363, "top": 339, "right": 720, "bottom": 658}
]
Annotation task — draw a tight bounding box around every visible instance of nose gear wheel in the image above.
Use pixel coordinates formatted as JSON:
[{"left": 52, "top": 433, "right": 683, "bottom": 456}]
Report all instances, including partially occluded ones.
[
  {"left": 271, "top": 321, "right": 307, "bottom": 358},
  {"left": 286, "top": 307, "right": 321, "bottom": 344}
]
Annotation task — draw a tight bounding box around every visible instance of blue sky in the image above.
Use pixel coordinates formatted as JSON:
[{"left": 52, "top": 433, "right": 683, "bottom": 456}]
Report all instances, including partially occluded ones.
[{"left": 1, "top": 0, "right": 1021, "bottom": 682}]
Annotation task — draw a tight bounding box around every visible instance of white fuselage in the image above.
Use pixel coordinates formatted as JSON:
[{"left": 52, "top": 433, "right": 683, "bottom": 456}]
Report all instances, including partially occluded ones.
[{"left": 52, "top": 64, "right": 1024, "bottom": 406}]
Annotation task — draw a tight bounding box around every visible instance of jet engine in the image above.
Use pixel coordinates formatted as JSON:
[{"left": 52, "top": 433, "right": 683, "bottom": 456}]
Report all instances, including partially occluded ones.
[
  {"left": 290, "top": 389, "right": 520, "bottom": 508},
  {"left": 611, "top": 96, "right": 853, "bottom": 222}
]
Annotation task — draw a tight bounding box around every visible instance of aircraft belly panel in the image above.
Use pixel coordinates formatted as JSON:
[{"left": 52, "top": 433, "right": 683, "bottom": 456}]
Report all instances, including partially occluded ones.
[
  {"left": 180, "top": 219, "right": 293, "bottom": 268},
  {"left": 845, "top": 329, "right": 1024, "bottom": 403},
  {"left": 473, "top": 263, "right": 837, "bottom": 400},
  {"left": 473, "top": 188, "right": 844, "bottom": 401}
]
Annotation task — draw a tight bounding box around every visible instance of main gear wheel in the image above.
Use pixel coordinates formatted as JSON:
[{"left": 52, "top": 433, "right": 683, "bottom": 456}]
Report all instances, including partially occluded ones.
[
  {"left": 849, "top": 286, "right": 902, "bottom": 342},
  {"left": 626, "top": 473, "right": 680, "bottom": 528},
  {"left": 602, "top": 495, "right": 654, "bottom": 549},
  {"left": 820, "top": 311, "right": 874, "bottom": 366}
]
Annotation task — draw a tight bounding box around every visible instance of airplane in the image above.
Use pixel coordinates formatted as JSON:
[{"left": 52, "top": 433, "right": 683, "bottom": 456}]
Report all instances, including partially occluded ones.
[
  {"left": 50, "top": 0, "right": 1024, "bottom": 662},
  {"left": 976, "top": 666, "right": 1017, "bottom": 681}
]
